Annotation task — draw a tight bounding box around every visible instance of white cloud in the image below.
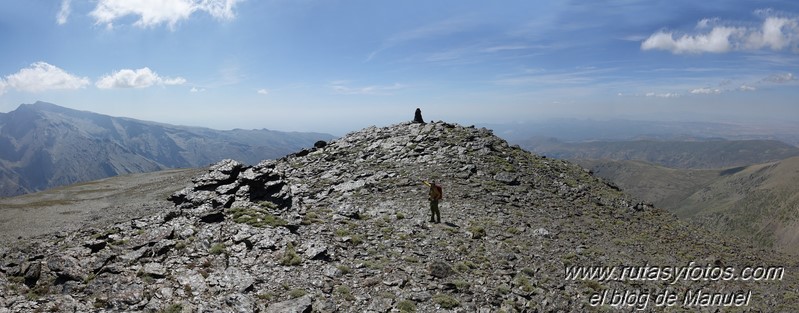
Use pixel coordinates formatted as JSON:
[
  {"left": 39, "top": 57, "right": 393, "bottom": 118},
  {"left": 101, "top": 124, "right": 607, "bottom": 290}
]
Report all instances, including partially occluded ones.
[
  {"left": 257, "top": 88, "right": 269, "bottom": 95},
  {"left": 5, "top": 62, "right": 90, "bottom": 92},
  {"left": 762, "top": 72, "right": 795, "bottom": 83},
  {"left": 642, "top": 13, "right": 799, "bottom": 54},
  {"left": 641, "top": 27, "right": 742, "bottom": 54},
  {"left": 745, "top": 17, "right": 798, "bottom": 50},
  {"left": 57, "top": 0, "right": 72, "bottom": 25},
  {"left": 190, "top": 87, "right": 206, "bottom": 92},
  {"left": 90, "top": 0, "right": 241, "bottom": 29},
  {"left": 696, "top": 17, "right": 720, "bottom": 29},
  {"left": 645, "top": 92, "right": 680, "bottom": 98},
  {"left": 330, "top": 82, "right": 405, "bottom": 95},
  {"left": 690, "top": 87, "right": 721, "bottom": 95},
  {"left": 739, "top": 85, "right": 757, "bottom": 91},
  {"left": 96, "top": 67, "right": 186, "bottom": 89},
  {"left": 163, "top": 77, "right": 187, "bottom": 85},
  {"left": 0, "top": 79, "right": 7, "bottom": 96}
]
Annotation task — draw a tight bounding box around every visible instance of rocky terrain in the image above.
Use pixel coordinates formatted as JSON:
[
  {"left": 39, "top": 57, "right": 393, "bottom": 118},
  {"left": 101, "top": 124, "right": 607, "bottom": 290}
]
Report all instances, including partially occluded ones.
[
  {"left": 1, "top": 121, "right": 797, "bottom": 312},
  {"left": 0, "top": 101, "right": 333, "bottom": 197}
]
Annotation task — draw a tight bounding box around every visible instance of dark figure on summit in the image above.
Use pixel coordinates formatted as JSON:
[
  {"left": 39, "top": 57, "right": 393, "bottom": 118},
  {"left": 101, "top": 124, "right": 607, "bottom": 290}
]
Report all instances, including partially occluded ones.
[
  {"left": 413, "top": 108, "right": 425, "bottom": 123},
  {"left": 424, "top": 180, "right": 442, "bottom": 223}
]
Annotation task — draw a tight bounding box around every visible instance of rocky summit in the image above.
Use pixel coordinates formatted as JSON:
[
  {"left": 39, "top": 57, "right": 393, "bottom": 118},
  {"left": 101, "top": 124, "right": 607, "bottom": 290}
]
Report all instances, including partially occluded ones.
[{"left": 1, "top": 121, "right": 798, "bottom": 312}]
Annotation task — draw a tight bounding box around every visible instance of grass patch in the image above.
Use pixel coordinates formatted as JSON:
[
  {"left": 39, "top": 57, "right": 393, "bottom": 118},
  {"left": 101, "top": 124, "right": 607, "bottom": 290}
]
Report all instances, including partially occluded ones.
[
  {"left": 288, "top": 288, "right": 306, "bottom": 299},
  {"left": 397, "top": 299, "right": 416, "bottom": 312},
  {"left": 467, "top": 225, "right": 486, "bottom": 239},
  {"left": 175, "top": 241, "right": 187, "bottom": 250},
  {"left": 403, "top": 256, "right": 420, "bottom": 263},
  {"left": 335, "top": 285, "right": 356, "bottom": 301},
  {"left": 280, "top": 242, "right": 302, "bottom": 266},
  {"left": 513, "top": 274, "right": 534, "bottom": 293},
  {"left": 433, "top": 294, "right": 460, "bottom": 309},
  {"left": 334, "top": 228, "right": 350, "bottom": 237},
  {"left": 582, "top": 280, "right": 605, "bottom": 292},
  {"left": 209, "top": 243, "right": 226, "bottom": 255},
  {"left": 336, "top": 264, "right": 351, "bottom": 275},
  {"left": 228, "top": 207, "right": 287, "bottom": 228},
  {"left": 497, "top": 285, "right": 511, "bottom": 295},
  {"left": 257, "top": 292, "right": 275, "bottom": 301},
  {"left": 454, "top": 261, "right": 476, "bottom": 273},
  {"left": 159, "top": 303, "right": 183, "bottom": 313},
  {"left": 453, "top": 279, "right": 470, "bottom": 292}
]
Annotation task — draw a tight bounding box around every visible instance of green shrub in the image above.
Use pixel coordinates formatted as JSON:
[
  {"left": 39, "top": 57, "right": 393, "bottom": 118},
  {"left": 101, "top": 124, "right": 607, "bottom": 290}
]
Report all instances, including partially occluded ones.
[
  {"left": 433, "top": 294, "right": 460, "bottom": 309},
  {"left": 336, "top": 264, "right": 351, "bottom": 275},
  {"left": 228, "top": 207, "right": 287, "bottom": 228},
  {"left": 335, "top": 285, "right": 355, "bottom": 301},
  {"left": 467, "top": 225, "right": 485, "bottom": 239},
  {"left": 288, "top": 288, "right": 306, "bottom": 298},
  {"left": 160, "top": 303, "right": 183, "bottom": 313},
  {"left": 209, "top": 243, "right": 226, "bottom": 255},
  {"left": 397, "top": 299, "right": 416, "bottom": 312},
  {"left": 280, "top": 243, "right": 302, "bottom": 266}
]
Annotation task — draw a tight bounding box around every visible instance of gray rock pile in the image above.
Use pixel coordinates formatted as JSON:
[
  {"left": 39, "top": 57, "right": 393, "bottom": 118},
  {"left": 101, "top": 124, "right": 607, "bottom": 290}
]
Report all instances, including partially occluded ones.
[{"left": 1, "top": 121, "right": 797, "bottom": 312}]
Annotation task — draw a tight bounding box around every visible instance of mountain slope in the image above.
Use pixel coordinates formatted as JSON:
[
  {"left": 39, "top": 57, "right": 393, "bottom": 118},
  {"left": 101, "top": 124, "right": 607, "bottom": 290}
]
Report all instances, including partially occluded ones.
[
  {"left": 674, "top": 156, "right": 799, "bottom": 255},
  {"left": 574, "top": 159, "right": 721, "bottom": 209},
  {"left": 1, "top": 121, "right": 795, "bottom": 312},
  {"left": 578, "top": 157, "right": 799, "bottom": 255},
  {"left": 522, "top": 137, "right": 799, "bottom": 169},
  {"left": 0, "top": 102, "right": 334, "bottom": 197}
]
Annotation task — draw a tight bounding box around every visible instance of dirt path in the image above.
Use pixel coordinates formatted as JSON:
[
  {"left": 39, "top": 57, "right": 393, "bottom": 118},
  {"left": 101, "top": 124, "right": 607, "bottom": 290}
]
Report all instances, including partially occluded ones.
[{"left": 0, "top": 168, "right": 203, "bottom": 246}]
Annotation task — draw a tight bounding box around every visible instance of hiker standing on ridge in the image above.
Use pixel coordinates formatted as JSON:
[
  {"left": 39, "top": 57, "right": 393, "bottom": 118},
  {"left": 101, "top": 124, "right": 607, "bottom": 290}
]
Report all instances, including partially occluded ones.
[{"left": 424, "top": 180, "right": 442, "bottom": 223}]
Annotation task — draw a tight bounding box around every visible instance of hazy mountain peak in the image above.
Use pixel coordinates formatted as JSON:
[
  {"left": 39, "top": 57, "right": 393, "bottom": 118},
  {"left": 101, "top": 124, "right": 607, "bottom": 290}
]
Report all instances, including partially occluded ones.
[{"left": 0, "top": 102, "right": 334, "bottom": 197}]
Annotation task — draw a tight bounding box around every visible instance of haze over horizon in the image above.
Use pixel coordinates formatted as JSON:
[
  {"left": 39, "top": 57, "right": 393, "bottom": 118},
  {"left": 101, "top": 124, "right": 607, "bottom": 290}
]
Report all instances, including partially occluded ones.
[{"left": 1, "top": 0, "right": 798, "bottom": 135}]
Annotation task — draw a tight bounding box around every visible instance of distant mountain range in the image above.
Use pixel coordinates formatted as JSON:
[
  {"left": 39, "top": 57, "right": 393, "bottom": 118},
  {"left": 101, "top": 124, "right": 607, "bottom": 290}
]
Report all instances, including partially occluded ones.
[
  {"left": 0, "top": 102, "right": 334, "bottom": 197},
  {"left": 523, "top": 137, "right": 799, "bottom": 169},
  {"left": 487, "top": 118, "right": 799, "bottom": 145}
]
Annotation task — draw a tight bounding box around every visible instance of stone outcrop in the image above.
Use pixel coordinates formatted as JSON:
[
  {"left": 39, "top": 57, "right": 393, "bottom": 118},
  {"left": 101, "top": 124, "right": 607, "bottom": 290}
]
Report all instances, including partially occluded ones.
[
  {"left": 413, "top": 108, "right": 425, "bottom": 124},
  {"left": 0, "top": 121, "right": 797, "bottom": 312}
]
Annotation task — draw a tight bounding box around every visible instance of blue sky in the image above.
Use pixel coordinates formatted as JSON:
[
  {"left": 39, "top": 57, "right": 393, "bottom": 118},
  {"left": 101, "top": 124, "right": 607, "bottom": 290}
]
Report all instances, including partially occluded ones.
[{"left": 1, "top": 0, "right": 798, "bottom": 135}]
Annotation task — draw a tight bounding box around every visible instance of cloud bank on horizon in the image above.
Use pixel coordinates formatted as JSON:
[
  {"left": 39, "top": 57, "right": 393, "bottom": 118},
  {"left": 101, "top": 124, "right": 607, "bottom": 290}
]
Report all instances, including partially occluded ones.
[{"left": 0, "top": 0, "right": 797, "bottom": 133}]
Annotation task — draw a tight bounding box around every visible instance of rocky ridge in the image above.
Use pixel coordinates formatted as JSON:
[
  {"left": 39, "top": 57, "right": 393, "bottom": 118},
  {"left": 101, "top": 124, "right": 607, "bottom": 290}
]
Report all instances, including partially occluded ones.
[{"left": 1, "top": 121, "right": 797, "bottom": 312}]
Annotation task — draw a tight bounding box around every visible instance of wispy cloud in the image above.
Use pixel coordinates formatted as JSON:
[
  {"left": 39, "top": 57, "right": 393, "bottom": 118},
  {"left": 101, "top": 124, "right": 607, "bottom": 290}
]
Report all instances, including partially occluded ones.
[
  {"left": 762, "top": 72, "right": 795, "bottom": 83},
  {"left": 367, "top": 18, "right": 471, "bottom": 62},
  {"left": 96, "top": 67, "right": 186, "bottom": 89},
  {"left": 494, "top": 67, "right": 616, "bottom": 86},
  {"left": 739, "top": 85, "right": 757, "bottom": 91},
  {"left": 90, "top": 0, "right": 241, "bottom": 29},
  {"left": 3, "top": 62, "right": 90, "bottom": 93},
  {"left": 257, "top": 88, "right": 269, "bottom": 95},
  {"left": 646, "top": 92, "right": 681, "bottom": 98},
  {"left": 56, "top": 0, "right": 72, "bottom": 25},
  {"left": 190, "top": 87, "right": 206, "bottom": 92},
  {"left": 329, "top": 81, "right": 405, "bottom": 95},
  {"left": 642, "top": 11, "right": 799, "bottom": 54},
  {"left": 690, "top": 87, "right": 721, "bottom": 95}
]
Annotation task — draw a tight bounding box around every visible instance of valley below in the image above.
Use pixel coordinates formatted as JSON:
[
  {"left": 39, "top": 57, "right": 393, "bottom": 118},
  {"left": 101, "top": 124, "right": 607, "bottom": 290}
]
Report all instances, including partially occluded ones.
[{"left": 0, "top": 168, "right": 203, "bottom": 245}]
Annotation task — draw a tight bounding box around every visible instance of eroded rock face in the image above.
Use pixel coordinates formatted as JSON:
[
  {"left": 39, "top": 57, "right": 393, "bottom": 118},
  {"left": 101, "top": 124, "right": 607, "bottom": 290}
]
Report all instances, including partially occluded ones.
[{"left": 0, "top": 121, "right": 796, "bottom": 312}]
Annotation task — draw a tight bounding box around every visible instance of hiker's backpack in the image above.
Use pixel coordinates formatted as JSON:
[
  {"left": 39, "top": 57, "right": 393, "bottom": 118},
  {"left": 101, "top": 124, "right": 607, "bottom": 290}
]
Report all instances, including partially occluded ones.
[{"left": 434, "top": 185, "right": 443, "bottom": 200}]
